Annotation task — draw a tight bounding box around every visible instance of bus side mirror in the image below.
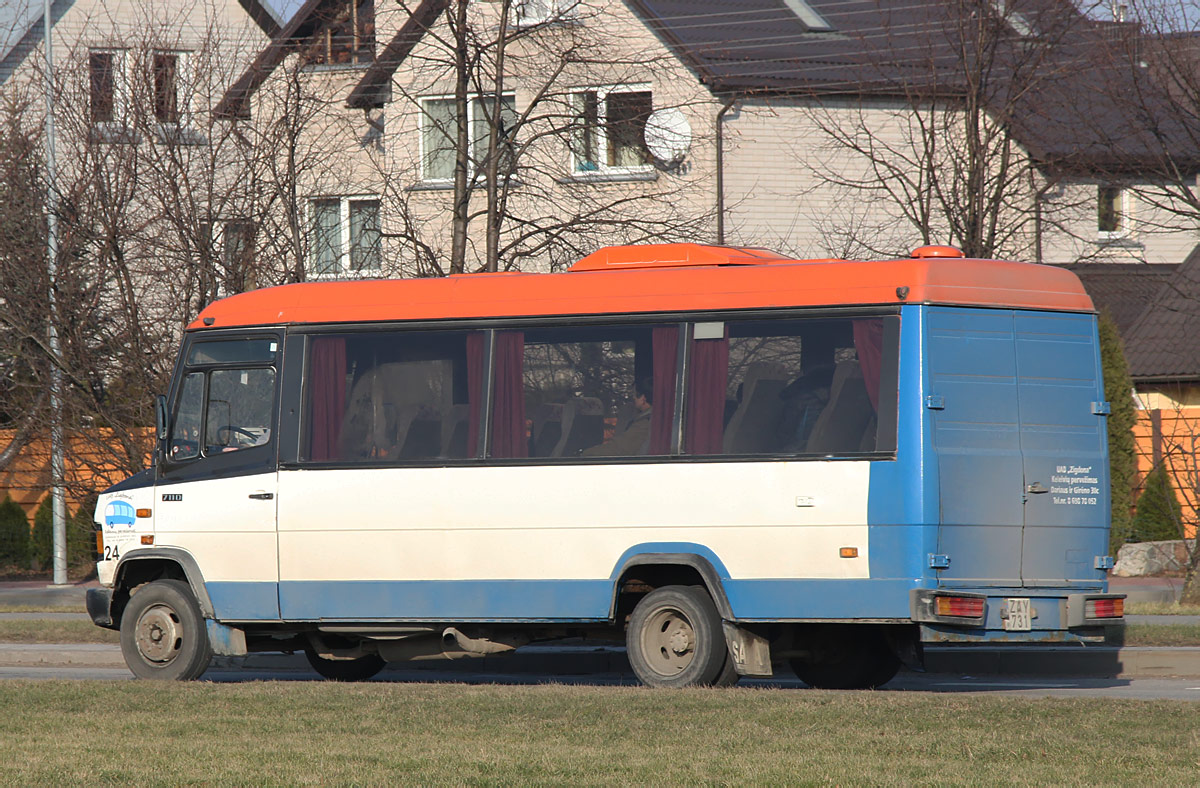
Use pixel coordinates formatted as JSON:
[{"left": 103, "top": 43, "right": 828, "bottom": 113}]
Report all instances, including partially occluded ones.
[{"left": 155, "top": 394, "right": 168, "bottom": 442}]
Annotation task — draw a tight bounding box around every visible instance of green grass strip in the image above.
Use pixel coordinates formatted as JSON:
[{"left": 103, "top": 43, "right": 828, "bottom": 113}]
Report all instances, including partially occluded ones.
[{"left": 0, "top": 681, "right": 1196, "bottom": 786}]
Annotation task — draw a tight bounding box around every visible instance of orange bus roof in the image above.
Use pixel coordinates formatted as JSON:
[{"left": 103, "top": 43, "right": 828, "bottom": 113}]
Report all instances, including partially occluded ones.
[{"left": 188, "top": 244, "right": 1094, "bottom": 330}]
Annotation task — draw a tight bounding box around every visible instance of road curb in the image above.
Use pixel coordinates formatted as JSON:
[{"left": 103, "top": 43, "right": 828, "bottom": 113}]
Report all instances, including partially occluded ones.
[{"left": 5, "top": 643, "right": 1200, "bottom": 679}]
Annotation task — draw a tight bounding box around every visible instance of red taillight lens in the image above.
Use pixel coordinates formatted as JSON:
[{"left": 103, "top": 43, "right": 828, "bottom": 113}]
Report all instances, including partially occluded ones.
[
  {"left": 1086, "top": 598, "right": 1124, "bottom": 619},
  {"left": 934, "top": 596, "right": 985, "bottom": 618}
]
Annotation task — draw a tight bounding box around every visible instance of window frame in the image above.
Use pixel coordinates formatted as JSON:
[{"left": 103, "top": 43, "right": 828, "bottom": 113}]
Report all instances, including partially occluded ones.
[
  {"left": 302, "top": 0, "right": 376, "bottom": 69},
  {"left": 282, "top": 306, "right": 900, "bottom": 470},
  {"left": 201, "top": 219, "right": 257, "bottom": 295},
  {"left": 151, "top": 49, "right": 192, "bottom": 128},
  {"left": 160, "top": 332, "right": 282, "bottom": 482},
  {"left": 88, "top": 48, "right": 128, "bottom": 128},
  {"left": 1097, "top": 185, "right": 1132, "bottom": 241},
  {"left": 511, "top": 0, "right": 581, "bottom": 28},
  {"left": 307, "top": 195, "right": 382, "bottom": 278},
  {"left": 569, "top": 84, "right": 654, "bottom": 175},
  {"left": 419, "top": 93, "right": 518, "bottom": 183}
]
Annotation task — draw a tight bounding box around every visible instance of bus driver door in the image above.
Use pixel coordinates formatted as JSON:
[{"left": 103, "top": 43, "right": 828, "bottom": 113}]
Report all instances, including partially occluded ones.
[{"left": 155, "top": 335, "right": 282, "bottom": 621}]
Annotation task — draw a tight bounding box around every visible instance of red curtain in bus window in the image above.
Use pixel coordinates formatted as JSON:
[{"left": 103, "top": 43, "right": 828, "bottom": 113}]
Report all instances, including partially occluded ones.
[
  {"left": 309, "top": 336, "right": 347, "bottom": 461},
  {"left": 685, "top": 326, "right": 729, "bottom": 454},
  {"left": 490, "top": 331, "right": 528, "bottom": 458},
  {"left": 465, "top": 332, "right": 485, "bottom": 456},
  {"left": 853, "top": 318, "right": 884, "bottom": 412},
  {"left": 650, "top": 325, "right": 679, "bottom": 454}
]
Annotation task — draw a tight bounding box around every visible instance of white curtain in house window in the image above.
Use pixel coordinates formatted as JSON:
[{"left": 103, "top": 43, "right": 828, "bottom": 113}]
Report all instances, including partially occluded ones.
[
  {"left": 423, "top": 98, "right": 456, "bottom": 180},
  {"left": 472, "top": 96, "right": 517, "bottom": 173}
]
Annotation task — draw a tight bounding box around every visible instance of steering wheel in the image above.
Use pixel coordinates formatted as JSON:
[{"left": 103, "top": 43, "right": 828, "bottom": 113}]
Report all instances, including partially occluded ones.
[{"left": 216, "top": 425, "right": 259, "bottom": 447}]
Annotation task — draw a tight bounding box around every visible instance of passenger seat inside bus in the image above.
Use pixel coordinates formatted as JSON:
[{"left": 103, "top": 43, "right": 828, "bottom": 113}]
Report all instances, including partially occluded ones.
[
  {"left": 805, "top": 359, "right": 874, "bottom": 454},
  {"left": 723, "top": 363, "right": 789, "bottom": 454},
  {"left": 554, "top": 397, "right": 605, "bottom": 457},
  {"left": 530, "top": 403, "right": 565, "bottom": 457}
]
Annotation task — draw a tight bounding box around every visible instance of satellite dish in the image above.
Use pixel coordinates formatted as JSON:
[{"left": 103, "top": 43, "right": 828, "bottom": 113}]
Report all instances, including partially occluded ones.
[{"left": 644, "top": 108, "right": 692, "bottom": 164}]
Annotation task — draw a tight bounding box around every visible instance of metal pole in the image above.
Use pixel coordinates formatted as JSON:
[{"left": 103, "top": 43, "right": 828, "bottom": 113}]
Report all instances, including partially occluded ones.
[{"left": 43, "top": 0, "right": 67, "bottom": 585}]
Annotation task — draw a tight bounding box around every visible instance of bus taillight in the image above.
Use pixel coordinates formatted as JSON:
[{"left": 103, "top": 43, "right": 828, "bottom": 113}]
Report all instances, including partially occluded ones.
[
  {"left": 934, "top": 596, "right": 985, "bottom": 618},
  {"left": 1086, "top": 598, "right": 1123, "bottom": 619}
]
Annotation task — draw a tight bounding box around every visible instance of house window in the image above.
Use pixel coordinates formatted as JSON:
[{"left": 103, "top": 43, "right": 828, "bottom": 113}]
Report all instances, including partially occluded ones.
[
  {"left": 512, "top": 0, "right": 579, "bottom": 27},
  {"left": 89, "top": 50, "right": 122, "bottom": 124},
  {"left": 571, "top": 88, "right": 653, "bottom": 172},
  {"left": 201, "top": 220, "right": 257, "bottom": 294},
  {"left": 152, "top": 51, "right": 183, "bottom": 124},
  {"left": 306, "top": 0, "right": 375, "bottom": 66},
  {"left": 310, "top": 197, "right": 381, "bottom": 276},
  {"left": 421, "top": 95, "right": 517, "bottom": 181},
  {"left": 1098, "top": 186, "right": 1128, "bottom": 237}
]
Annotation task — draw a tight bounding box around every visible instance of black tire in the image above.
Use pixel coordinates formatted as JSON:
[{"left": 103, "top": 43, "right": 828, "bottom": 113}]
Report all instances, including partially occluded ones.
[
  {"left": 789, "top": 625, "right": 900, "bottom": 690},
  {"left": 711, "top": 652, "right": 741, "bottom": 687},
  {"left": 304, "top": 649, "right": 386, "bottom": 682},
  {"left": 627, "top": 585, "right": 727, "bottom": 688},
  {"left": 119, "top": 579, "right": 212, "bottom": 681}
]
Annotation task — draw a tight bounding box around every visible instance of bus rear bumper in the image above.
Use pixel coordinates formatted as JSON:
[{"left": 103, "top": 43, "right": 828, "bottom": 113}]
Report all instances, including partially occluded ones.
[{"left": 910, "top": 588, "right": 1124, "bottom": 644}]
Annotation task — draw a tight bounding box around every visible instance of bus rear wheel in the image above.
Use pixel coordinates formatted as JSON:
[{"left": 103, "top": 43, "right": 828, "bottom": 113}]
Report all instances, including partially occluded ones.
[
  {"left": 627, "top": 585, "right": 727, "bottom": 688},
  {"left": 119, "top": 579, "right": 212, "bottom": 681},
  {"left": 789, "top": 625, "right": 900, "bottom": 689},
  {"left": 304, "top": 649, "right": 386, "bottom": 682}
]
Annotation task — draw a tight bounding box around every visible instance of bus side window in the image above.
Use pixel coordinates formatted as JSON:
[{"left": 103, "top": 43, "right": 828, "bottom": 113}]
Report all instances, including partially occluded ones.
[
  {"left": 685, "top": 317, "right": 890, "bottom": 457},
  {"left": 170, "top": 372, "right": 205, "bottom": 461},
  {"left": 204, "top": 368, "right": 276, "bottom": 453},
  {"left": 302, "top": 331, "right": 477, "bottom": 463}
]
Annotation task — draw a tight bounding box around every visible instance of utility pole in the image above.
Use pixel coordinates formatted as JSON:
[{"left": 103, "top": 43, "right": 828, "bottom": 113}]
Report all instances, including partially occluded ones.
[{"left": 43, "top": 0, "right": 67, "bottom": 585}]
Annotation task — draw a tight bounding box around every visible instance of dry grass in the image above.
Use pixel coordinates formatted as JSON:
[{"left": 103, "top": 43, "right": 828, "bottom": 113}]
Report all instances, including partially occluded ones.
[
  {"left": 0, "top": 620, "right": 118, "bottom": 644},
  {"left": 1121, "top": 623, "right": 1200, "bottom": 647},
  {"left": 0, "top": 681, "right": 1197, "bottom": 786},
  {"left": 1125, "top": 601, "right": 1200, "bottom": 616}
]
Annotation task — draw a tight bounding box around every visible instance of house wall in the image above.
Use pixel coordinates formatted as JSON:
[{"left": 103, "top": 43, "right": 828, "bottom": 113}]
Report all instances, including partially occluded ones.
[
  {"left": 1039, "top": 181, "right": 1200, "bottom": 266},
  {"left": 720, "top": 95, "right": 1046, "bottom": 260},
  {"left": 251, "top": 0, "right": 720, "bottom": 276}
]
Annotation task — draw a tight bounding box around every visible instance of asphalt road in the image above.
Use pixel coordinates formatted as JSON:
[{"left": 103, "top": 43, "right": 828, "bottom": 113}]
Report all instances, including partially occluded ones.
[{"left": 3, "top": 664, "right": 1200, "bottom": 699}]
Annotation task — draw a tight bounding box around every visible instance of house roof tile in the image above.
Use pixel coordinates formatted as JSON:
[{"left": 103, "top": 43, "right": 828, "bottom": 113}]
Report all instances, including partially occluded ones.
[{"left": 1121, "top": 246, "right": 1200, "bottom": 381}]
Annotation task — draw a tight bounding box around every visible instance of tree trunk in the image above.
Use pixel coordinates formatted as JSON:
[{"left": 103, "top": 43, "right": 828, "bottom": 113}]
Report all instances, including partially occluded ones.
[{"left": 449, "top": 0, "right": 471, "bottom": 275}]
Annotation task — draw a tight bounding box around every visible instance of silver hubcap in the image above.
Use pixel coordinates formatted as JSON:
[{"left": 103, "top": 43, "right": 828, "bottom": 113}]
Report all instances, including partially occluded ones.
[
  {"left": 135, "top": 604, "right": 183, "bottom": 665},
  {"left": 641, "top": 606, "right": 695, "bottom": 676}
]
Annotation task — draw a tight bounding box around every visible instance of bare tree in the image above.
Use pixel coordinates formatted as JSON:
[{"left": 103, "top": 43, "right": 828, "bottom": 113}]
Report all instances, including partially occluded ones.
[
  {"left": 795, "top": 0, "right": 1097, "bottom": 260},
  {"left": 348, "top": 0, "right": 716, "bottom": 276}
]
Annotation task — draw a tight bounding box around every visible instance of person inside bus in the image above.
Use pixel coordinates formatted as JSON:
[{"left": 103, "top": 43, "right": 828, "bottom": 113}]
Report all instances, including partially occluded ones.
[{"left": 582, "top": 378, "right": 653, "bottom": 457}]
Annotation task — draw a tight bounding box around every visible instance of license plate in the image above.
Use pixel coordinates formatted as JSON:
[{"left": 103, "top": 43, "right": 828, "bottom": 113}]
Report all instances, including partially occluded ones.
[{"left": 1003, "top": 598, "right": 1032, "bottom": 631}]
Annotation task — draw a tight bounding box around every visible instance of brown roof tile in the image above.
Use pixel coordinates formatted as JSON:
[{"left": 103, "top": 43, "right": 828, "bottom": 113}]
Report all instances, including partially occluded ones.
[{"left": 1123, "top": 247, "right": 1200, "bottom": 381}]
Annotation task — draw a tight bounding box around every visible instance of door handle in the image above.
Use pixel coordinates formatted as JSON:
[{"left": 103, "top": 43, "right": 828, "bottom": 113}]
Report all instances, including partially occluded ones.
[
  {"left": 248, "top": 492, "right": 274, "bottom": 500},
  {"left": 1026, "top": 482, "right": 1049, "bottom": 494}
]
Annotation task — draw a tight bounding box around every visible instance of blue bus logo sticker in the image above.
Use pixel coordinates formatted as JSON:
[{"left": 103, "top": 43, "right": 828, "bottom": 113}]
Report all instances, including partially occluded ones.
[{"left": 104, "top": 500, "right": 136, "bottom": 528}]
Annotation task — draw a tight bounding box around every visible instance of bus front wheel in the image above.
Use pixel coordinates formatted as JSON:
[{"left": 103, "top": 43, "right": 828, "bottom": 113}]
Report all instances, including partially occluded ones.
[
  {"left": 119, "top": 579, "right": 212, "bottom": 681},
  {"left": 627, "top": 585, "right": 727, "bottom": 688}
]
